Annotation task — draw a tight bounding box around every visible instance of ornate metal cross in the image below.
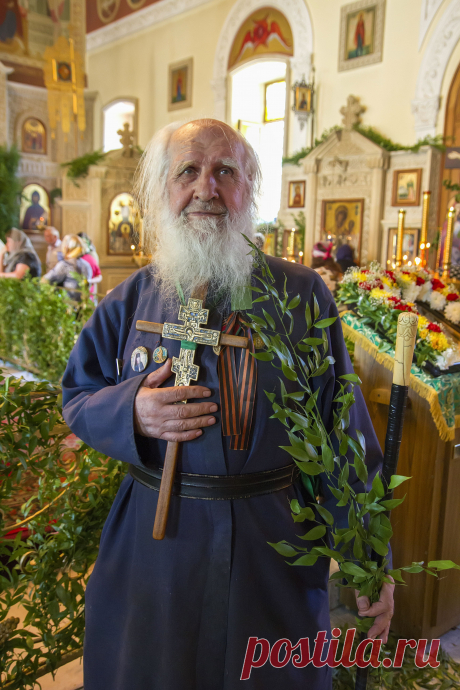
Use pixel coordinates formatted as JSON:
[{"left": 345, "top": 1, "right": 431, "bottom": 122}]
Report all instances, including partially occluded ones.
[{"left": 136, "top": 295, "right": 248, "bottom": 540}]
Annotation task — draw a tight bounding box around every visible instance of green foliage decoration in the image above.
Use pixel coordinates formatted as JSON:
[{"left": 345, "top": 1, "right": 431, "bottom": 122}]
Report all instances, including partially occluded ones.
[
  {"left": 61, "top": 150, "right": 106, "bottom": 185},
  {"left": 0, "top": 145, "right": 22, "bottom": 243},
  {"left": 284, "top": 125, "right": 445, "bottom": 167},
  {"left": 0, "top": 376, "right": 124, "bottom": 689},
  {"left": 443, "top": 178, "right": 460, "bottom": 203},
  {"left": 243, "top": 239, "right": 459, "bottom": 633},
  {"left": 0, "top": 277, "right": 94, "bottom": 383}
]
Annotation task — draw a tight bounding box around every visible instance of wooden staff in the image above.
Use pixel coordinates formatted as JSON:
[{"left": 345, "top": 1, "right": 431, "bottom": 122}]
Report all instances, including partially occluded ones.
[
  {"left": 442, "top": 206, "right": 455, "bottom": 281},
  {"left": 355, "top": 312, "right": 418, "bottom": 690}
]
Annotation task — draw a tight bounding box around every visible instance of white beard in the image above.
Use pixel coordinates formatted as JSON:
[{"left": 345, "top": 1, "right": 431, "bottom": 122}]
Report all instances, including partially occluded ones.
[{"left": 149, "top": 204, "right": 256, "bottom": 306}]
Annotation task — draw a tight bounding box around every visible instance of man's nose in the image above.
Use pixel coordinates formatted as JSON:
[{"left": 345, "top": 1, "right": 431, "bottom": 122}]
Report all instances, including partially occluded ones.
[{"left": 193, "top": 172, "right": 219, "bottom": 201}]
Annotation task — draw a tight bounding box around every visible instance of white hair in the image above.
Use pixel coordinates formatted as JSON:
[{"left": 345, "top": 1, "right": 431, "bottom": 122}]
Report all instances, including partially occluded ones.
[
  {"left": 45, "top": 226, "right": 60, "bottom": 239},
  {"left": 133, "top": 119, "right": 262, "bottom": 304}
]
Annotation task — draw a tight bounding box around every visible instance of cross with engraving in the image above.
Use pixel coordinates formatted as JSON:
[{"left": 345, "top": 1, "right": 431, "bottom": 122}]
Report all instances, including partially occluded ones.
[{"left": 136, "top": 294, "right": 248, "bottom": 540}]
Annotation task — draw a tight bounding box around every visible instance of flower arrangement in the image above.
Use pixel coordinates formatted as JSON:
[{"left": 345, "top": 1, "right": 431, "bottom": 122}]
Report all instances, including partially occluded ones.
[
  {"left": 399, "top": 270, "right": 460, "bottom": 326},
  {"left": 337, "top": 263, "right": 458, "bottom": 370}
]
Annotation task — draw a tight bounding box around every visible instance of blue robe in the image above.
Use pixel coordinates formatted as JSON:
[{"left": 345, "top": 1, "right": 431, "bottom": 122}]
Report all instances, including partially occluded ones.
[{"left": 62, "top": 257, "right": 384, "bottom": 690}]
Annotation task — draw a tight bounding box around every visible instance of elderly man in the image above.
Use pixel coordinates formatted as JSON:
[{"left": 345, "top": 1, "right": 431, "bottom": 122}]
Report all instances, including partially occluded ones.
[
  {"left": 43, "top": 226, "right": 63, "bottom": 271},
  {"left": 62, "top": 119, "right": 394, "bottom": 690}
]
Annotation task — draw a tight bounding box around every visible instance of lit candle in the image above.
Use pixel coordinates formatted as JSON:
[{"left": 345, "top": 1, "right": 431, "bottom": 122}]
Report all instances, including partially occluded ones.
[
  {"left": 420, "top": 191, "right": 430, "bottom": 268},
  {"left": 396, "top": 209, "right": 406, "bottom": 268},
  {"left": 442, "top": 206, "right": 455, "bottom": 281}
]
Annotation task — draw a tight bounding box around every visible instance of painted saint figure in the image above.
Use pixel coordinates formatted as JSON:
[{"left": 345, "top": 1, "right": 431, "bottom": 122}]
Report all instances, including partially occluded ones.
[
  {"left": 22, "top": 191, "right": 47, "bottom": 230},
  {"left": 354, "top": 12, "right": 365, "bottom": 56}
]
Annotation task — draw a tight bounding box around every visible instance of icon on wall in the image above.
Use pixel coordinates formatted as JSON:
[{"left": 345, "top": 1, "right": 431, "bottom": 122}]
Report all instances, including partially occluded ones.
[
  {"left": 288, "top": 181, "right": 306, "bottom": 208},
  {"left": 20, "top": 184, "right": 49, "bottom": 230},
  {"left": 168, "top": 58, "right": 193, "bottom": 111},
  {"left": 108, "top": 192, "right": 141, "bottom": 255},
  {"left": 22, "top": 118, "right": 46, "bottom": 155},
  {"left": 392, "top": 169, "right": 422, "bottom": 207},
  {"left": 321, "top": 198, "right": 364, "bottom": 263},
  {"left": 338, "top": 0, "right": 386, "bottom": 72}
]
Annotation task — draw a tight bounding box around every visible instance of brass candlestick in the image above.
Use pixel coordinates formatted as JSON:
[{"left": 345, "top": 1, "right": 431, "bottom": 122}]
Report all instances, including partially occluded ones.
[
  {"left": 442, "top": 207, "right": 455, "bottom": 281},
  {"left": 420, "top": 191, "right": 430, "bottom": 268},
  {"left": 396, "top": 209, "right": 406, "bottom": 268}
]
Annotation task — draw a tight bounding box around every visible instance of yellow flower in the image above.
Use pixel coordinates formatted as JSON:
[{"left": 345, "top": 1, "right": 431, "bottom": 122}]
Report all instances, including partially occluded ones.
[
  {"left": 419, "top": 328, "right": 429, "bottom": 339},
  {"left": 370, "top": 288, "right": 387, "bottom": 300},
  {"left": 399, "top": 274, "right": 412, "bottom": 285},
  {"left": 427, "top": 332, "right": 449, "bottom": 351},
  {"left": 382, "top": 276, "right": 394, "bottom": 287},
  {"left": 357, "top": 272, "right": 369, "bottom": 283},
  {"left": 418, "top": 316, "right": 429, "bottom": 332},
  {"left": 441, "top": 287, "right": 450, "bottom": 296}
]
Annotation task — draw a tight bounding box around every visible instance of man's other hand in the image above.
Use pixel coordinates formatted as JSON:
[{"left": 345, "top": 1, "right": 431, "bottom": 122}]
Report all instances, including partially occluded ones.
[
  {"left": 133, "top": 359, "right": 217, "bottom": 441},
  {"left": 355, "top": 580, "right": 395, "bottom": 643}
]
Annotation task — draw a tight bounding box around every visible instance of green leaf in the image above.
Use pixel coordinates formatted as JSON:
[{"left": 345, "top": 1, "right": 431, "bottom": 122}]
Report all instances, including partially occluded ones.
[
  {"left": 268, "top": 542, "right": 298, "bottom": 557},
  {"left": 372, "top": 473, "right": 385, "bottom": 499},
  {"left": 291, "top": 554, "right": 319, "bottom": 566},
  {"left": 315, "top": 504, "right": 334, "bottom": 525},
  {"left": 354, "top": 454, "right": 368, "bottom": 484},
  {"left": 288, "top": 294, "right": 301, "bottom": 310},
  {"left": 311, "top": 360, "right": 329, "bottom": 378},
  {"left": 388, "top": 475, "right": 412, "bottom": 491},
  {"left": 427, "top": 560, "right": 460, "bottom": 571},
  {"left": 380, "top": 496, "right": 405, "bottom": 510},
  {"left": 303, "top": 337, "right": 323, "bottom": 345},
  {"left": 251, "top": 351, "right": 274, "bottom": 361},
  {"left": 305, "top": 302, "right": 312, "bottom": 330},
  {"left": 313, "top": 294, "right": 320, "bottom": 320},
  {"left": 247, "top": 313, "right": 267, "bottom": 327},
  {"left": 281, "top": 363, "right": 297, "bottom": 381},
  {"left": 252, "top": 295, "right": 270, "bottom": 303},
  {"left": 262, "top": 309, "right": 276, "bottom": 330},
  {"left": 290, "top": 499, "right": 301, "bottom": 514},
  {"left": 387, "top": 568, "right": 406, "bottom": 583},
  {"left": 284, "top": 390, "right": 306, "bottom": 402},
  {"left": 341, "top": 562, "right": 367, "bottom": 577},
  {"left": 321, "top": 444, "right": 334, "bottom": 473},
  {"left": 339, "top": 373, "right": 362, "bottom": 384},
  {"left": 301, "top": 525, "right": 327, "bottom": 541},
  {"left": 314, "top": 317, "right": 337, "bottom": 329},
  {"left": 297, "top": 461, "right": 323, "bottom": 476},
  {"left": 280, "top": 446, "right": 310, "bottom": 462},
  {"left": 292, "top": 506, "right": 315, "bottom": 522},
  {"left": 356, "top": 429, "right": 366, "bottom": 457},
  {"left": 369, "top": 536, "right": 389, "bottom": 557}
]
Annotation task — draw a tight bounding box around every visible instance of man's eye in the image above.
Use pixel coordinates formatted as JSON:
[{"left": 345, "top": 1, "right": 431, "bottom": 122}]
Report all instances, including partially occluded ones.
[{"left": 219, "top": 168, "right": 232, "bottom": 175}]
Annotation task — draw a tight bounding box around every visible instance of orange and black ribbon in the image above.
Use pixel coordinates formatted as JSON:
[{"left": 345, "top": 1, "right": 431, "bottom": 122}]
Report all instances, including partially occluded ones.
[{"left": 218, "top": 313, "right": 257, "bottom": 451}]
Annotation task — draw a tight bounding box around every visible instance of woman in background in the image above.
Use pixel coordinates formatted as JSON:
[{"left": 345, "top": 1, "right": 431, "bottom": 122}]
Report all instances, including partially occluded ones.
[
  {"left": 42, "top": 234, "right": 92, "bottom": 301},
  {"left": 336, "top": 244, "right": 358, "bottom": 274},
  {"left": 0, "top": 228, "right": 41, "bottom": 279}
]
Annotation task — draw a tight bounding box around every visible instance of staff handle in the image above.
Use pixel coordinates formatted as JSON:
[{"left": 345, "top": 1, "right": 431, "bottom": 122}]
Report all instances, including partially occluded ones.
[{"left": 152, "top": 441, "right": 180, "bottom": 540}]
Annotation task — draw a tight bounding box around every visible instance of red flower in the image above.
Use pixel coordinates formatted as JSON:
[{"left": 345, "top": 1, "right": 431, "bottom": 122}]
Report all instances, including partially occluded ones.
[
  {"left": 431, "top": 278, "right": 445, "bottom": 291},
  {"left": 387, "top": 296, "right": 399, "bottom": 302},
  {"left": 385, "top": 271, "right": 395, "bottom": 280},
  {"left": 427, "top": 322, "right": 442, "bottom": 333},
  {"left": 359, "top": 282, "right": 372, "bottom": 291},
  {"left": 416, "top": 276, "right": 426, "bottom": 286},
  {"left": 361, "top": 269, "right": 369, "bottom": 274},
  {"left": 446, "top": 293, "right": 459, "bottom": 301},
  {"left": 402, "top": 271, "right": 410, "bottom": 275}
]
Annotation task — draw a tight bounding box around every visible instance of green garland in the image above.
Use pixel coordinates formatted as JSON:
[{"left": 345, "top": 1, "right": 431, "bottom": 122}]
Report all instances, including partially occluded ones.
[
  {"left": 283, "top": 125, "right": 446, "bottom": 167},
  {"left": 61, "top": 150, "right": 106, "bottom": 184},
  {"left": 0, "top": 277, "right": 94, "bottom": 383},
  {"left": 0, "top": 145, "right": 22, "bottom": 243}
]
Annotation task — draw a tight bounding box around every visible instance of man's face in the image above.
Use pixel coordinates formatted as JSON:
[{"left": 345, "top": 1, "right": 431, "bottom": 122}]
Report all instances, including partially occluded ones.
[
  {"left": 166, "top": 123, "right": 248, "bottom": 228},
  {"left": 44, "top": 229, "right": 55, "bottom": 245},
  {"left": 32, "top": 192, "right": 40, "bottom": 205}
]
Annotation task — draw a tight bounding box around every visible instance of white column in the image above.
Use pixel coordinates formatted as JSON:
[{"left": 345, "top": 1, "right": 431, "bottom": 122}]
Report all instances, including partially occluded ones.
[
  {"left": 303, "top": 157, "right": 319, "bottom": 266},
  {"left": 0, "top": 62, "right": 14, "bottom": 146},
  {"left": 367, "top": 153, "right": 389, "bottom": 263}
]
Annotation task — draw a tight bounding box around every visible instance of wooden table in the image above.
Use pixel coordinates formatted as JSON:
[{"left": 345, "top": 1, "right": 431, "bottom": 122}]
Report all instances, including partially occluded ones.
[{"left": 353, "top": 343, "right": 460, "bottom": 639}]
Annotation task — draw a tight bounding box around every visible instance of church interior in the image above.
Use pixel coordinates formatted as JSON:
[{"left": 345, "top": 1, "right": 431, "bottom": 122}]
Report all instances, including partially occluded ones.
[{"left": 1, "top": 1, "right": 460, "bottom": 688}]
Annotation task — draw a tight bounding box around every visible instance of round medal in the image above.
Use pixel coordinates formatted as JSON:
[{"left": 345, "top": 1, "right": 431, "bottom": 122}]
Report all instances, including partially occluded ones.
[
  {"left": 131, "top": 346, "right": 148, "bottom": 372},
  {"left": 153, "top": 346, "right": 168, "bottom": 364}
]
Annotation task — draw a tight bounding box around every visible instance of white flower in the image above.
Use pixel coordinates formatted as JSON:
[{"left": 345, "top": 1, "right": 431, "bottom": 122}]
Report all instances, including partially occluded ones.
[
  {"left": 402, "top": 283, "right": 422, "bottom": 304},
  {"left": 418, "top": 281, "right": 432, "bottom": 301},
  {"left": 429, "top": 291, "right": 447, "bottom": 312},
  {"left": 445, "top": 301, "right": 460, "bottom": 325},
  {"left": 434, "top": 347, "right": 459, "bottom": 370}
]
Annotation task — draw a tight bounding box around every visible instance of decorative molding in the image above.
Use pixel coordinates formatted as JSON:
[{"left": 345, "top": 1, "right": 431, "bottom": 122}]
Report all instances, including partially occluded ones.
[
  {"left": 413, "top": 0, "right": 460, "bottom": 138},
  {"left": 18, "top": 157, "right": 60, "bottom": 179},
  {"left": 86, "top": 0, "right": 211, "bottom": 52},
  {"left": 419, "top": 0, "right": 444, "bottom": 49},
  {"left": 213, "top": 0, "right": 313, "bottom": 119}
]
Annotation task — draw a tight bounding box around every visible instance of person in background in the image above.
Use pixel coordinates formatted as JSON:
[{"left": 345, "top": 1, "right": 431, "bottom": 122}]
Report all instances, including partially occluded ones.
[
  {"left": 0, "top": 228, "right": 41, "bottom": 279},
  {"left": 311, "top": 241, "right": 342, "bottom": 294},
  {"left": 78, "top": 232, "right": 100, "bottom": 264},
  {"left": 80, "top": 239, "right": 102, "bottom": 304},
  {"left": 44, "top": 226, "right": 63, "bottom": 272},
  {"left": 42, "top": 234, "right": 92, "bottom": 301},
  {"left": 336, "top": 244, "right": 358, "bottom": 274}
]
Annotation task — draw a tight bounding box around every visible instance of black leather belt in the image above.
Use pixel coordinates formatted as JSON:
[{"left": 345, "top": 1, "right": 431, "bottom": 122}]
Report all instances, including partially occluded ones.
[{"left": 129, "top": 462, "right": 299, "bottom": 500}]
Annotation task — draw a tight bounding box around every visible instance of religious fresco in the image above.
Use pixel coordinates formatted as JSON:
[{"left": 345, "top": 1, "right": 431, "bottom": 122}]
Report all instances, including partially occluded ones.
[
  {"left": 0, "top": 0, "right": 70, "bottom": 58},
  {"left": 22, "top": 117, "right": 46, "bottom": 154},
  {"left": 228, "top": 7, "right": 293, "bottom": 70},
  {"left": 108, "top": 192, "right": 141, "bottom": 255},
  {"left": 168, "top": 58, "right": 193, "bottom": 111},
  {"left": 0, "top": 0, "right": 28, "bottom": 53},
  {"left": 20, "top": 183, "right": 49, "bottom": 230},
  {"left": 321, "top": 199, "right": 364, "bottom": 263},
  {"left": 87, "top": 0, "right": 160, "bottom": 32}
]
